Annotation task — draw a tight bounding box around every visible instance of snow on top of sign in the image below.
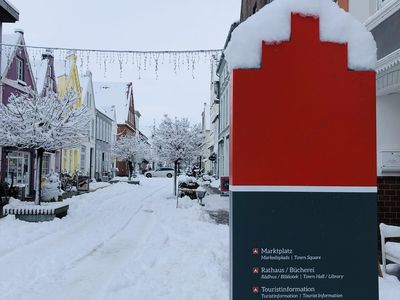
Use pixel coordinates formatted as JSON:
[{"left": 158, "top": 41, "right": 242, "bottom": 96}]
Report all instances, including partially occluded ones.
[{"left": 225, "top": 0, "right": 377, "bottom": 71}]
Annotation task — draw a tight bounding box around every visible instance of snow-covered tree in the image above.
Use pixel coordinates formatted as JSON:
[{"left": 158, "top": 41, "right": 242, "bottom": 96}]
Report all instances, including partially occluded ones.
[
  {"left": 0, "top": 88, "right": 90, "bottom": 205},
  {"left": 113, "top": 135, "right": 150, "bottom": 180},
  {"left": 152, "top": 115, "right": 204, "bottom": 195}
]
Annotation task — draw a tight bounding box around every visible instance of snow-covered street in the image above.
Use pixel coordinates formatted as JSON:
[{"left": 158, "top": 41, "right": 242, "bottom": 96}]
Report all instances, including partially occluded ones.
[{"left": 0, "top": 178, "right": 229, "bottom": 300}]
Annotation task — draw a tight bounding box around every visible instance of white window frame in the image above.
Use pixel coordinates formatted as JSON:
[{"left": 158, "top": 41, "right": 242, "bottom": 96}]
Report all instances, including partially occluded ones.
[
  {"left": 377, "top": 0, "right": 388, "bottom": 10},
  {"left": 16, "top": 57, "right": 24, "bottom": 81}
]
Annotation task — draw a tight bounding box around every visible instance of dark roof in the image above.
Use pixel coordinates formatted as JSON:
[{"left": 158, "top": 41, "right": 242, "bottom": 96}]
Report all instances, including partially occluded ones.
[
  {"left": 0, "top": 0, "right": 19, "bottom": 23},
  {"left": 217, "top": 21, "right": 240, "bottom": 74}
]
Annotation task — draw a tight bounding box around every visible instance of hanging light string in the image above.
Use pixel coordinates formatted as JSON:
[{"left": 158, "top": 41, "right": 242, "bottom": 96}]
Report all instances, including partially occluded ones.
[{"left": 0, "top": 43, "right": 223, "bottom": 79}]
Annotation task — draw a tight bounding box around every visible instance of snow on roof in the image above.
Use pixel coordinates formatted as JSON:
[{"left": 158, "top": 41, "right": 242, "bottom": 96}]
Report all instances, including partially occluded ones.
[
  {"left": 79, "top": 73, "right": 90, "bottom": 98},
  {"left": 31, "top": 53, "right": 55, "bottom": 95},
  {"left": 33, "top": 58, "right": 48, "bottom": 95},
  {"left": 93, "top": 82, "right": 131, "bottom": 124},
  {"left": 225, "top": 0, "right": 377, "bottom": 71},
  {"left": 96, "top": 106, "right": 114, "bottom": 122},
  {"left": 1, "top": 33, "right": 20, "bottom": 77},
  {"left": 101, "top": 106, "right": 117, "bottom": 122},
  {"left": 54, "top": 59, "right": 71, "bottom": 78}
]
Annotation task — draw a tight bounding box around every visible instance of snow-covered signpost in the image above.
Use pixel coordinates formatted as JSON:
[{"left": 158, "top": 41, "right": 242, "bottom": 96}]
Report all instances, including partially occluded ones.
[
  {"left": 152, "top": 115, "right": 204, "bottom": 195},
  {"left": 226, "top": 0, "right": 378, "bottom": 299},
  {"left": 0, "top": 89, "right": 90, "bottom": 205},
  {"left": 113, "top": 135, "right": 149, "bottom": 181}
]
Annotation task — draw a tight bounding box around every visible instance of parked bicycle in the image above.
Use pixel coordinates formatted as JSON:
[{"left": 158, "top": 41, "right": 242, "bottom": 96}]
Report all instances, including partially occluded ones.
[{"left": 60, "top": 171, "right": 80, "bottom": 192}]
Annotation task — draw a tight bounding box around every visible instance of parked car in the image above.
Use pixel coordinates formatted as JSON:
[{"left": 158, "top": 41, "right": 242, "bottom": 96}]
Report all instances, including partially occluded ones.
[{"left": 144, "top": 167, "right": 175, "bottom": 178}]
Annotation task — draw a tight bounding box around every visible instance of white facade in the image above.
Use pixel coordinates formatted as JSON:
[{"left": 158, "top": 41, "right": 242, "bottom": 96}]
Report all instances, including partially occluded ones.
[
  {"left": 348, "top": 0, "right": 377, "bottom": 23},
  {"left": 377, "top": 93, "right": 400, "bottom": 175},
  {"left": 201, "top": 103, "right": 212, "bottom": 175},
  {"left": 364, "top": 0, "right": 400, "bottom": 176},
  {"left": 208, "top": 58, "right": 220, "bottom": 176},
  {"left": 95, "top": 109, "right": 113, "bottom": 179},
  {"left": 80, "top": 71, "right": 96, "bottom": 178},
  {"left": 217, "top": 58, "right": 231, "bottom": 177}
]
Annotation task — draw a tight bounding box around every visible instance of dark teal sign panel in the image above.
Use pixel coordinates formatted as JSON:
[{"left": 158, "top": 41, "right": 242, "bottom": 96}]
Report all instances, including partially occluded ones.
[{"left": 231, "top": 192, "right": 378, "bottom": 300}]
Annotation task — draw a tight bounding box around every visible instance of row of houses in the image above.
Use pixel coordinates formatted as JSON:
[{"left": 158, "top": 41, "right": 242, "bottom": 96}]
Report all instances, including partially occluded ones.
[
  {"left": 0, "top": 4, "right": 146, "bottom": 197},
  {"left": 202, "top": 0, "right": 400, "bottom": 226}
]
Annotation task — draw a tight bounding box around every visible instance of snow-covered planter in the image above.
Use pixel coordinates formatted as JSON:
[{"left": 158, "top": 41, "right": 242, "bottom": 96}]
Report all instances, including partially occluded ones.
[
  {"left": 178, "top": 175, "right": 197, "bottom": 185},
  {"left": 178, "top": 175, "right": 199, "bottom": 200},
  {"left": 225, "top": 0, "right": 377, "bottom": 72},
  {"left": 3, "top": 198, "right": 69, "bottom": 222},
  {"left": 41, "top": 173, "right": 63, "bottom": 202}
]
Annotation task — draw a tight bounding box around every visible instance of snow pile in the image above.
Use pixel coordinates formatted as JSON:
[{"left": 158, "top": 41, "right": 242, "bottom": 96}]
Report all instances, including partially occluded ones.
[
  {"left": 225, "top": 0, "right": 377, "bottom": 71},
  {"left": 203, "top": 194, "right": 229, "bottom": 211},
  {"left": 196, "top": 186, "right": 206, "bottom": 192},
  {"left": 89, "top": 181, "right": 110, "bottom": 191},
  {"left": 42, "top": 172, "right": 63, "bottom": 202},
  {"left": 210, "top": 179, "right": 220, "bottom": 189}
]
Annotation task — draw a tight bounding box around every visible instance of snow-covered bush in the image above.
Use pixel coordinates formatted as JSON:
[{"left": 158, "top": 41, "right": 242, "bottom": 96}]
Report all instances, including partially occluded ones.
[{"left": 41, "top": 173, "right": 63, "bottom": 202}]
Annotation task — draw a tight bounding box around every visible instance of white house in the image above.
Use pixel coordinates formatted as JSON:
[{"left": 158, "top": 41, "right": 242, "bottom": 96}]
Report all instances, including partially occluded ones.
[
  {"left": 79, "top": 71, "right": 96, "bottom": 179},
  {"left": 208, "top": 57, "right": 220, "bottom": 176},
  {"left": 201, "top": 102, "right": 212, "bottom": 175}
]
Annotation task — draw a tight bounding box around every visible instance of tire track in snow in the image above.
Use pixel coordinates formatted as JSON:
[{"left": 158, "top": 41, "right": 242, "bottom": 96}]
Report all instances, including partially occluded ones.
[
  {"left": 0, "top": 185, "right": 130, "bottom": 259},
  {"left": 25, "top": 182, "right": 169, "bottom": 300},
  {"left": 0, "top": 179, "right": 171, "bottom": 300}
]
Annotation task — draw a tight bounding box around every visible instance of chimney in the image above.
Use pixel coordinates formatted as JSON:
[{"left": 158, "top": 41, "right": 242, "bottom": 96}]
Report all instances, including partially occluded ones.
[{"left": 42, "top": 49, "right": 54, "bottom": 59}]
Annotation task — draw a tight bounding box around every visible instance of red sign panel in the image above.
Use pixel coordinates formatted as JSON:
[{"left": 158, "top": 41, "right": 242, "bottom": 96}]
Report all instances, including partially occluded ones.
[{"left": 230, "top": 14, "right": 376, "bottom": 188}]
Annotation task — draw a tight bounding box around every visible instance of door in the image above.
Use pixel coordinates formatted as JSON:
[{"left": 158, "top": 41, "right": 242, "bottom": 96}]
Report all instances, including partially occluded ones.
[{"left": 6, "top": 151, "right": 31, "bottom": 197}]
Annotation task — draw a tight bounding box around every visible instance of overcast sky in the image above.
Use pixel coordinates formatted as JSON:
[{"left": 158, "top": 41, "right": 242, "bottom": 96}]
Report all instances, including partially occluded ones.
[{"left": 4, "top": 0, "right": 241, "bottom": 136}]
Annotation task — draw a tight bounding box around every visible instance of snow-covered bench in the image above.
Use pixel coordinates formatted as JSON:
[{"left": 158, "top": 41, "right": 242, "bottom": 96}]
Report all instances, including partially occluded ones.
[{"left": 380, "top": 223, "right": 400, "bottom": 272}]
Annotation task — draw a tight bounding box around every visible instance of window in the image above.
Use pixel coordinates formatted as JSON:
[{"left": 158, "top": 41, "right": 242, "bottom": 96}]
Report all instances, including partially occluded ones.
[
  {"left": 42, "top": 154, "right": 50, "bottom": 175},
  {"left": 16, "top": 57, "right": 24, "bottom": 81},
  {"left": 377, "top": 0, "right": 387, "bottom": 9},
  {"left": 96, "top": 117, "right": 100, "bottom": 139}
]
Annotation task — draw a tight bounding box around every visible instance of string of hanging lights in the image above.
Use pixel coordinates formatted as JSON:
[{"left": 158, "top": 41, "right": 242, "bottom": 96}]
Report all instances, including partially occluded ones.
[{"left": 0, "top": 43, "right": 223, "bottom": 79}]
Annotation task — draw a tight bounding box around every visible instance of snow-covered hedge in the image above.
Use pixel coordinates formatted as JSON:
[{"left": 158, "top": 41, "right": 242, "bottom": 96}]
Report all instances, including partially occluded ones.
[{"left": 225, "top": 0, "right": 377, "bottom": 71}]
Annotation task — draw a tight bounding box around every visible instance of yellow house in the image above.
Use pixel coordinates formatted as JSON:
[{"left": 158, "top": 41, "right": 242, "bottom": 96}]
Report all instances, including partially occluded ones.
[{"left": 55, "top": 52, "right": 82, "bottom": 175}]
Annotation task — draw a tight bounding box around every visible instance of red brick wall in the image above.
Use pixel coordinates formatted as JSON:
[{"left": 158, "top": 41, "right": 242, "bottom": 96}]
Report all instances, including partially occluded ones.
[{"left": 378, "top": 176, "right": 400, "bottom": 227}]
